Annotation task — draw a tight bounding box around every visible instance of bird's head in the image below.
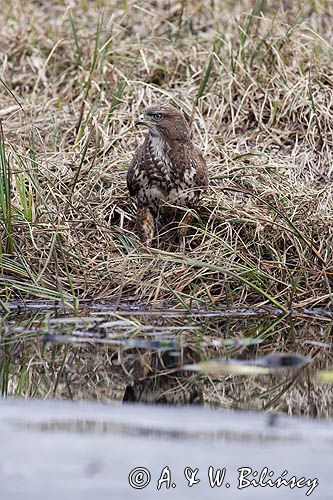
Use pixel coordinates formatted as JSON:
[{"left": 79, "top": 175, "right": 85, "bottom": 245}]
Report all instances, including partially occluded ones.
[{"left": 134, "top": 103, "right": 191, "bottom": 142}]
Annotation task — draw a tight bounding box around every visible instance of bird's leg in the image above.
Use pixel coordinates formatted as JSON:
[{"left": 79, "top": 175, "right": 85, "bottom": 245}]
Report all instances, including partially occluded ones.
[
  {"left": 176, "top": 209, "right": 195, "bottom": 252},
  {"left": 178, "top": 209, "right": 194, "bottom": 239},
  {"left": 135, "top": 207, "right": 155, "bottom": 245}
]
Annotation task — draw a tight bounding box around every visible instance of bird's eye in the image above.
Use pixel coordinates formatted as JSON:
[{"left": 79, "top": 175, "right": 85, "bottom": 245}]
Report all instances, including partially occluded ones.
[{"left": 152, "top": 113, "right": 163, "bottom": 121}]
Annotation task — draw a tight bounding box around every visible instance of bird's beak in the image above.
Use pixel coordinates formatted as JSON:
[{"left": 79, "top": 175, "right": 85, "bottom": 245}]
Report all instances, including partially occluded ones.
[
  {"left": 134, "top": 114, "right": 154, "bottom": 128},
  {"left": 134, "top": 115, "right": 146, "bottom": 127}
]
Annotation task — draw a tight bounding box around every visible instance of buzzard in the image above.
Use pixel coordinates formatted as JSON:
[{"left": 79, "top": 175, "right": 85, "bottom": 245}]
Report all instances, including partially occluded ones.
[{"left": 127, "top": 103, "right": 208, "bottom": 244}]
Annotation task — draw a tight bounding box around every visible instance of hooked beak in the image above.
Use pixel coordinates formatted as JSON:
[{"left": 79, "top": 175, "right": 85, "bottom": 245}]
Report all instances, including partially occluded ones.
[
  {"left": 134, "top": 114, "right": 152, "bottom": 127},
  {"left": 134, "top": 114, "right": 145, "bottom": 126}
]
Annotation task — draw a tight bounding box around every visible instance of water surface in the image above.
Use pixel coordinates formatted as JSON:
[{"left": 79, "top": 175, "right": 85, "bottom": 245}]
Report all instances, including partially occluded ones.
[{"left": 1, "top": 302, "right": 332, "bottom": 417}]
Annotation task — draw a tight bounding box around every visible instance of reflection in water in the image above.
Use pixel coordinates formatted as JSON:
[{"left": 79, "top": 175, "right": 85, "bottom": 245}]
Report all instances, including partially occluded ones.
[
  {"left": 0, "top": 304, "right": 332, "bottom": 417},
  {"left": 123, "top": 348, "right": 203, "bottom": 405}
]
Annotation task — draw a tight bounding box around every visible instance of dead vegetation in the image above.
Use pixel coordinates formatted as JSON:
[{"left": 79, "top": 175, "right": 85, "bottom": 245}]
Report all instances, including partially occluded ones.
[{"left": 0, "top": 0, "right": 333, "bottom": 311}]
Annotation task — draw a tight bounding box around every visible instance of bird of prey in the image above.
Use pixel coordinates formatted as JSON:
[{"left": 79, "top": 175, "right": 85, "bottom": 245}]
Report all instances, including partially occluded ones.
[{"left": 127, "top": 103, "right": 208, "bottom": 244}]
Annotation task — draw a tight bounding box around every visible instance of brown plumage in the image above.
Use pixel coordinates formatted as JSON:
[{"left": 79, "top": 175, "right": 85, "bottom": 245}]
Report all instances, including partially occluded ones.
[{"left": 127, "top": 103, "right": 208, "bottom": 244}]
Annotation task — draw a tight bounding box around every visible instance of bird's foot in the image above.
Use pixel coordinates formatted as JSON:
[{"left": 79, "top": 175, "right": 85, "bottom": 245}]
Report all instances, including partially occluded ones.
[
  {"left": 177, "top": 211, "right": 194, "bottom": 239},
  {"left": 136, "top": 207, "right": 155, "bottom": 246}
]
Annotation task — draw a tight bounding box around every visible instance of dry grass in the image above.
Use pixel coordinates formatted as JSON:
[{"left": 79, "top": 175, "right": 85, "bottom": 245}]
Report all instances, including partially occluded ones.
[{"left": 1, "top": 0, "right": 333, "bottom": 310}]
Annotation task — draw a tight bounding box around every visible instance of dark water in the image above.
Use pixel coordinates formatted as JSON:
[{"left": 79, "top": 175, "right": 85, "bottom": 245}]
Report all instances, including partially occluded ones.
[{"left": 1, "top": 302, "right": 332, "bottom": 417}]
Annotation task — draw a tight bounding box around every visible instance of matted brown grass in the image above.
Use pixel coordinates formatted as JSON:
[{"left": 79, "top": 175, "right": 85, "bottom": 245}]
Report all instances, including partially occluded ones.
[{"left": 1, "top": 0, "right": 333, "bottom": 310}]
